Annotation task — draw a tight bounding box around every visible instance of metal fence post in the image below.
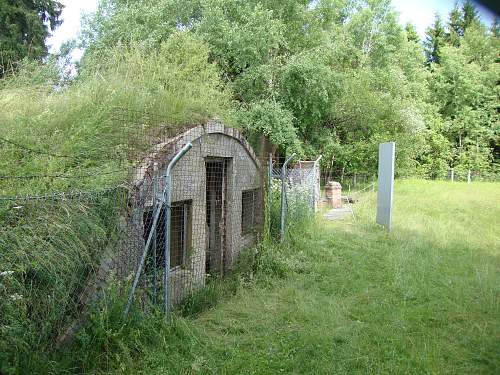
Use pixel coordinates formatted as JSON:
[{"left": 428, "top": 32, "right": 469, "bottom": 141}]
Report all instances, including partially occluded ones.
[
  {"left": 124, "top": 199, "right": 165, "bottom": 317},
  {"left": 467, "top": 170, "right": 471, "bottom": 183},
  {"left": 123, "top": 143, "right": 192, "bottom": 319},
  {"left": 451, "top": 169, "right": 454, "bottom": 182},
  {"left": 152, "top": 162, "right": 158, "bottom": 304},
  {"left": 268, "top": 154, "right": 273, "bottom": 234},
  {"left": 164, "top": 143, "right": 192, "bottom": 317},
  {"left": 280, "top": 153, "right": 296, "bottom": 242},
  {"left": 163, "top": 173, "right": 172, "bottom": 315}
]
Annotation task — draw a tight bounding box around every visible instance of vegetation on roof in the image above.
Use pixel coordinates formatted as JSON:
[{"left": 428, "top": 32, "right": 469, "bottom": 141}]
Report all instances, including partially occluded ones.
[{"left": 0, "top": 31, "right": 231, "bottom": 195}]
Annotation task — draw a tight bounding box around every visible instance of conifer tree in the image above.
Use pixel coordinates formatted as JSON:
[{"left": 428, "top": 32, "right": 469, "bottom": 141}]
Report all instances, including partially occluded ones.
[
  {"left": 424, "top": 15, "right": 447, "bottom": 64},
  {"left": 0, "top": 0, "right": 63, "bottom": 77},
  {"left": 405, "top": 23, "right": 420, "bottom": 43},
  {"left": 447, "top": 3, "right": 463, "bottom": 46},
  {"left": 462, "top": 0, "right": 480, "bottom": 31},
  {"left": 490, "top": 17, "right": 500, "bottom": 38}
]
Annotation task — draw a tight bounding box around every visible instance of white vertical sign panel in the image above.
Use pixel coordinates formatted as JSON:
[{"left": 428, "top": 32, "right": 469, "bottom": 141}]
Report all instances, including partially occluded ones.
[{"left": 376, "top": 142, "right": 395, "bottom": 230}]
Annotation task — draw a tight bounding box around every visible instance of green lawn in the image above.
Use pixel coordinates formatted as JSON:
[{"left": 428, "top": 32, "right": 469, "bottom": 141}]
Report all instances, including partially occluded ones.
[{"left": 106, "top": 180, "right": 499, "bottom": 375}]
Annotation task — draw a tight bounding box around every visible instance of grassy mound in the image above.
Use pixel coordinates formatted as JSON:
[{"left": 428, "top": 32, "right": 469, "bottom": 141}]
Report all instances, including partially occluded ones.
[
  {"left": 0, "top": 31, "right": 231, "bottom": 196},
  {"left": 0, "top": 31, "right": 233, "bottom": 374}
]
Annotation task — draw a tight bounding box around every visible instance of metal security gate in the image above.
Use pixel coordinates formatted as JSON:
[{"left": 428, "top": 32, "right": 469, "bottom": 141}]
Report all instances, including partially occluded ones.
[
  {"left": 205, "top": 158, "right": 229, "bottom": 277},
  {"left": 124, "top": 143, "right": 193, "bottom": 317},
  {"left": 268, "top": 154, "right": 322, "bottom": 242}
]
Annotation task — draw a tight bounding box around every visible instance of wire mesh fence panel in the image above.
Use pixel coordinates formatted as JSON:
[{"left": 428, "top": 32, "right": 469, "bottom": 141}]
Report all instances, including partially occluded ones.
[
  {"left": 0, "top": 107, "right": 193, "bottom": 196},
  {"left": 0, "top": 117, "right": 266, "bottom": 368},
  {"left": 266, "top": 157, "right": 282, "bottom": 239},
  {"left": 284, "top": 162, "right": 316, "bottom": 231},
  {"left": 397, "top": 169, "right": 499, "bottom": 182},
  {"left": 445, "top": 169, "right": 497, "bottom": 182},
  {"left": 0, "top": 188, "right": 130, "bottom": 355},
  {"left": 268, "top": 155, "right": 320, "bottom": 241},
  {"left": 321, "top": 171, "right": 376, "bottom": 194},
  {"left": 288, "top": 160, "right": 321, "bottom": 212},
  {"left": 124, "top": 123, "right": 264, "bottom": 315}
]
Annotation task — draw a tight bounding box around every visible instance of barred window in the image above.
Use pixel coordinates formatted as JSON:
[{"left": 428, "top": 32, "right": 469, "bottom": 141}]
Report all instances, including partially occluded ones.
[
  {"left": 143, "top": 200, "right": 192, "bottom": 270},
  {"left": 170, "top": 201, "right": 191, "bottom": 268},
  {"left": 241, "top": 189, "right": 258, "bottom": 235}
]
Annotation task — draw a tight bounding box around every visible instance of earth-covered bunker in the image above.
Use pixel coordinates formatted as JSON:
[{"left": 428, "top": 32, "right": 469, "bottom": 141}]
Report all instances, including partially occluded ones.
[{"left": 112, "top": 120, "right": 264, "bottom": 305}]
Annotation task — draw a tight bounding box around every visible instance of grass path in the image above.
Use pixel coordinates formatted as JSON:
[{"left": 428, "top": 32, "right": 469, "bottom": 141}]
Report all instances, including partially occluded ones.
[{"left": 111, "top": 180, "right": 500, "bottom": 374}]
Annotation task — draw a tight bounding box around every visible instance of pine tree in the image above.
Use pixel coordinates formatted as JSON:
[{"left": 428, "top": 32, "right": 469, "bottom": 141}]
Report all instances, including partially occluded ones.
[
  {"left": 491, "top": 17, "right": 500, "bottom": 38},
  {"left": 424, "top": 15, "right": 447, "bottom": 64},
  {"left": 405, "top": 23, "right": 420, "bottom": 43},
  {"left": 0, "top": 0, "right": 63, "bottom": 77},
  {"left": 447, "top": 3, "right": 462, "bottom": 47},
  {"left": 462, "top": 0, "right": 480, "bottom": 31}
]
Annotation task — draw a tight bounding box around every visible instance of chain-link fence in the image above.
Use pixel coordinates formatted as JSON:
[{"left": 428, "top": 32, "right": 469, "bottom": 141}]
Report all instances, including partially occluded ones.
[
  {"left": 268, "top": 155, "right": 321, "bottom": 242},
  {"left": 444, "top": 169, "right": 499, "bottom": 182},
  {"left": 0, "top": 187, "right": 130, "bottom": 361},
  {"left": 321, "top": 171, "right": 376, "bottom": 194},
  {"left": 397, "top": 169, "right": 497, "bottom": 182},
  {"left": 321, "top": 168, "right": 499, "bottom": 192},
  {"left": 0, "top": 118, "right": 265, "bottom": 368}
]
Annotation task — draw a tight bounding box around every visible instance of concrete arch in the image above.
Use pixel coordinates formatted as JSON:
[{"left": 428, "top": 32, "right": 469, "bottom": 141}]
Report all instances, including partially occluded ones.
[{"left": 132, "top": 120, "right": 260, "bottom": 189}]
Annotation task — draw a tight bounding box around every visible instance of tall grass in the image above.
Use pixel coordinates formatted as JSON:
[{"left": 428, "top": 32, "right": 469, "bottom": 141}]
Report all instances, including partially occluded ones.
[
  {"left": 0, "top": 31, "right": 231, "bottom": 195},
  {"left": 0, "top": 189, "right": 129, "bottom": 374},
  {"left": 83, "top": 179, "right": 498, "bottom": 375}
]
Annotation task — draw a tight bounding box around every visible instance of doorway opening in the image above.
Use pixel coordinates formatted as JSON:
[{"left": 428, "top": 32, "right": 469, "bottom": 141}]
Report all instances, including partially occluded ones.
[{"left": 205, "top": 158, "right": 229, "bottom": 276}]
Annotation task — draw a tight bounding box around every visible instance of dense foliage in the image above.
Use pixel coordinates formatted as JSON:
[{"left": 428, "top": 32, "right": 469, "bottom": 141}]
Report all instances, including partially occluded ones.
[
  {"left": 0, "top": 0, "right": 63, "bottom": 76},
  {"left": 74, "top": 0, "right": 498, "bottom": 177},
  {"left": 423, "top": 2, "right": 499, "bottom": 177}
]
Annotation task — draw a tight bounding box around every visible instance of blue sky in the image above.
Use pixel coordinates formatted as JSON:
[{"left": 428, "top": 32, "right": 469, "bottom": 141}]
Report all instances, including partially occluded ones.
[{"left": 48, "top": 0, "right": 497, "bottom": 57}]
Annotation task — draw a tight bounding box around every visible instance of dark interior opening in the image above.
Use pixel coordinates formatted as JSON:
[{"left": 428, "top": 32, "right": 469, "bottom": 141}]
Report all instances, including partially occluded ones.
[
  {"left": 205, "top": 159, "right": 228, "bottom": 275},
  {"left": 143, "top": 200, "right": 191, "bottom": 270}
]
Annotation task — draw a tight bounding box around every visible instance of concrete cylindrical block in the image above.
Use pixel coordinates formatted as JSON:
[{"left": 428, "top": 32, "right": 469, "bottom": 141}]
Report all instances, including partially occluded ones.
[{"left": 325, "top": 181, "right": 342, "bottom": 208}]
